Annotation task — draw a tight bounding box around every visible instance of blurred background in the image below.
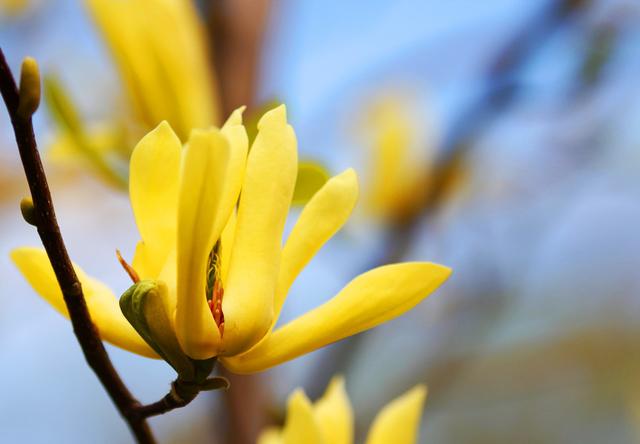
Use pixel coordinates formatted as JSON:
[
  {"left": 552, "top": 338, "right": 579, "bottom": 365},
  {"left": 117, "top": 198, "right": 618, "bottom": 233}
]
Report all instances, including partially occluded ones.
[{"left": 2, "top": 0, "right": 640, "bottom": 442}]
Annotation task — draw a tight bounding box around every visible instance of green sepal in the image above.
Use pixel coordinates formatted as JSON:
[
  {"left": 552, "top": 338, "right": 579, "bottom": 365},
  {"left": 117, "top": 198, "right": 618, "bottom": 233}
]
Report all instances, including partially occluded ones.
[
  {"left": 199, "top": 376, "right": 230, "bottom": 391},
  {"left": 192, "top": 357, "right": 217, "bottom": 385},
  {"left": 292, "top": 160, "right": 330, "bottom": 206},
  {"left": 119, "top": 279, "right": 231, "bottom": 401},
  {"left": 119, "top": 280, "right": 206, "bottom": 382}
]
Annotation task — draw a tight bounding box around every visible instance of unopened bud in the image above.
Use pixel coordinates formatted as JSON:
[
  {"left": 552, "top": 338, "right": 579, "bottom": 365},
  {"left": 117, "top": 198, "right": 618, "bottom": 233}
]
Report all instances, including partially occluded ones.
[
  {"left": 19, "top": 197, "right": 37, "bottom": 226},
  {"left": 17, "top": 57, "right": 41, "bottom": 119}
]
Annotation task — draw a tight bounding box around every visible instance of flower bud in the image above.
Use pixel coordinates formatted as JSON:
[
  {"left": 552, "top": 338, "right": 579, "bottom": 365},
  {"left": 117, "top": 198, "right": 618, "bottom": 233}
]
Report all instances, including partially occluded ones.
[
  {"left": 19, "top": 197, "right": 36, "bottom": 226},
  {"left": 17, "top": 57, "right": 41, "bottom": 119}
]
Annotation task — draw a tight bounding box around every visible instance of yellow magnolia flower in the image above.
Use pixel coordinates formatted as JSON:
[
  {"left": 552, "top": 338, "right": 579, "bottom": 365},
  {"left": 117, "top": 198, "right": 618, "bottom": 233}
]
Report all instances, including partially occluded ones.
[
  {"left": 12, "top": 105, "right": 451, "bottom": 373},
  {"left": 359, "top": 95, "right": 430, "bottom": 222},
  {"left": 85, "top": 0, "right": 219, "bottom": 140},
  {"left": 47, "top": 0, "right": 219, "bottom": 184},
  {"left": 259, "top": 377, "right": 427, "bottom": 444},
  {"left": 360, "top": 93, "right": 466, "bottom": 224}
]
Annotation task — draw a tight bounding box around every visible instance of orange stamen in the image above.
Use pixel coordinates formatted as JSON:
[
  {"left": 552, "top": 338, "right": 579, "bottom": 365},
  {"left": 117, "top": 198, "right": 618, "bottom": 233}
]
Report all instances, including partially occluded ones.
[
  {"left": 209, "top": 279, "right": 225, "bottom": 336},
  {"left": 116, "top": 249, "right": 139, "bottom": 283}
]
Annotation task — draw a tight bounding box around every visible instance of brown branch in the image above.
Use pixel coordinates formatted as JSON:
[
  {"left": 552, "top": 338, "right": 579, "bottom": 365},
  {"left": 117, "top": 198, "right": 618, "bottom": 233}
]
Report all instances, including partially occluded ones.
[
  {"left": 0, "top": 48, "right": 160, "bottom": 443},
  {"left": 137, "top": 391, "right": 192, "bottom": 418},
  {"left": 137, "top": 395, "right": 188, "bottom": 418}
]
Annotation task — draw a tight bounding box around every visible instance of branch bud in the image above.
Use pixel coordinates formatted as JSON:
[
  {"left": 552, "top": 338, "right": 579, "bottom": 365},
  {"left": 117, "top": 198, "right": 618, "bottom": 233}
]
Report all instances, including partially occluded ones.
[
  {"left": 17, "top": 57, "right": 41, "bottom": 119},
  {"left": 19, "top": 197, "right": 37, "bottom": 226}
]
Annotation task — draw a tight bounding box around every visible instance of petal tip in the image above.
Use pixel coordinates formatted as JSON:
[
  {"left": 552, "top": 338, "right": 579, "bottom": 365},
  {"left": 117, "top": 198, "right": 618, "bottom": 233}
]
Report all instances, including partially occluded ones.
[
  {"left": 258, "top": 104, "right": 287, "bottom": 129},
  {"left": 330, "top": 374, "right": 346, "bottom": 386},
  {"left": 336, "top": 168, "right": 359, "bottom": 189},
  {"left": 418, "top": 262, "right": 452, "bottom": 283},
  {"left": 150, "top": 121, "right": 179, "bottom": 140},
  {"left": 132, "top": 120, "right": 181, "bottom": 162},
  {"left": 288, "top": 387, "right": 310, "bottom": 406},
  {"left": 224, "top": 106, "right": 247, "bottom": 126},
  {"left": 187, "top": 126, "right": 225, "bottom": 146},
  {"left": 408, "top": 384, "right": 428, "bottom": 401},
  {"left": 325, "top": 374, "right": 347, "bottom": 396}
]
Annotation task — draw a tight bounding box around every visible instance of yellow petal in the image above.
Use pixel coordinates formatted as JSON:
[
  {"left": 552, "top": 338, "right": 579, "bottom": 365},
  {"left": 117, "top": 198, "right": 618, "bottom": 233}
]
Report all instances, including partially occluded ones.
[
  {"left": 129, "top": 121, "right": 181, "bottom": 278},
  {"left": 217, "top": 106, "right": 248, "bottom": 238},
  {"left": 11, "top": 247, "right": 157, "bottom": 358},
  {"left": 175, "top": 128, "right": 231, "bottom": 359},
  {"left": 365, "top": 97, "right": 414, "bottom": 217},
  {"left": 223, "top": 106, "right": 246, "bottom": 127},
  {"left": 274, "top": 168, "right": 358, "bottom": 325},
  {"left": 222, "top": 262, "right": 451, "bottom": 373},
  {"left": 222, "top": 105, "right": 297, "bottom": 355},
  {"left": 219, "top": 210, "right": 237, "bottom": 286},
  {"left": 193, "top": 107, "right": 247, "bottom": 290},
  {"left": 365, "top": 385, "right": 427, "bottom": 444},
  {"left": 282, "top": 390, "right": 324, "bottom": 444},
  {"left": 313, "top": 376, "right": 353, "bottom": 444},
  {"left": 257, "top": 428, "right": 283, "bottom": 444},
  {"left": 86, "top": 0, "right": 170, "bottom": 129},
  {"left": 131, "top": 241, "right": 157, "bottom": 281},
  {"left": 87, "top": 0, "right": 219, "bottom": 138},
  {"left": 140, "top": 0, "right": 219, "bottom": 137}
]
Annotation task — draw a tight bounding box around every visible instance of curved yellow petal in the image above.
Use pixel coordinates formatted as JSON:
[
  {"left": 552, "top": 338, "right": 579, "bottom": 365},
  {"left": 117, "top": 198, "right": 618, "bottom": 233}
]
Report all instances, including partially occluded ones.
[
  {"left": 274, "top": 168, "right": 358, "bottom": 325},
  {"left": 140, "top": 0, "right": 219, "bottom": 137},
  {"left": 87, "top": 0, "right": 219, "bottom": 138},
  {"left": 10, "top": 247, "right": 157, "bottom": 358},
  {"left": 365, "top": 385, "right": 427, "bottom": 444},
  {"left": 223, "top": 106, "right": 246, "bottom": 127},
  {"left": 282, "top": 390, "right": 323, "bottom": 444},
  {"left": 257, "top": 428, "right": 283, "bottom": 444},
  {"left": 175, "top": 128, "right": 232, "bottom": 359},
  {"left": 219, "top": 210, "right": 237, "bottom": 286},
  {"left": 209, "top": 107, "right": 248, "bottom": 289},
  {"left": 313, "top": 376, "right": 353, "bottom": 444},
  {"left": 222, "top": 105, "right": 297, "bottom": 355},
  {"left": 222, "top": 262, "right": 451, "bottom": 373},
  {"left": 131, "top": 241, "right": 157, "bottom": 281},
  {"left": 129, "top": 121, "right": 181, "bottom": 279},
  {"left": 217, "top": 107, "right": 248, "bottom": 238},
  {"left": 86, "top": 0, "right": 170, "bottom": 129}
]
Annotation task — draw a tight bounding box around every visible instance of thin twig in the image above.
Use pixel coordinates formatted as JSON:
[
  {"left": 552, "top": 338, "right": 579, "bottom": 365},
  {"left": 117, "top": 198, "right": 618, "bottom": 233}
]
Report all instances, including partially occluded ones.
[
  {"left": 137, "top": 395, "right": 188, "bottom": 418},
  {"left": 0, "top": 48, "right": 193, "bottom": 443}
]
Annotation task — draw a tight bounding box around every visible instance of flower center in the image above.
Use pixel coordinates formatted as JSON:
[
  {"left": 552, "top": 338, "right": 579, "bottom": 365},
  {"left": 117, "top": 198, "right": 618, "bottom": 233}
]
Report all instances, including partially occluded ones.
[{"left": 206, "top": 240, "right": 225, "bottom": 336}]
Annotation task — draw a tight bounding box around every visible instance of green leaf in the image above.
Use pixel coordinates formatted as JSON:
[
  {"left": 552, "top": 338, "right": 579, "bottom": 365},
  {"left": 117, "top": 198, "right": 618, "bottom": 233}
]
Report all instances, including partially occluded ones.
[
  {"left": 43, "top": 74, "right": 83, "bottom": 134},
  {"left": 43, "top": 74, "right": 128, "bottom": 189},
  {"left": 292, "top": 160, "right": 330, "bottom": 206}
]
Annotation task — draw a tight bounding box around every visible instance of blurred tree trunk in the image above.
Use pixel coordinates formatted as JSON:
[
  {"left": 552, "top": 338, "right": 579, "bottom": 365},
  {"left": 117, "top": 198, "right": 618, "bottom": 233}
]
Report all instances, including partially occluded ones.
[{"left": 208, "top": 0, "right": 272, "bottom": 114}]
